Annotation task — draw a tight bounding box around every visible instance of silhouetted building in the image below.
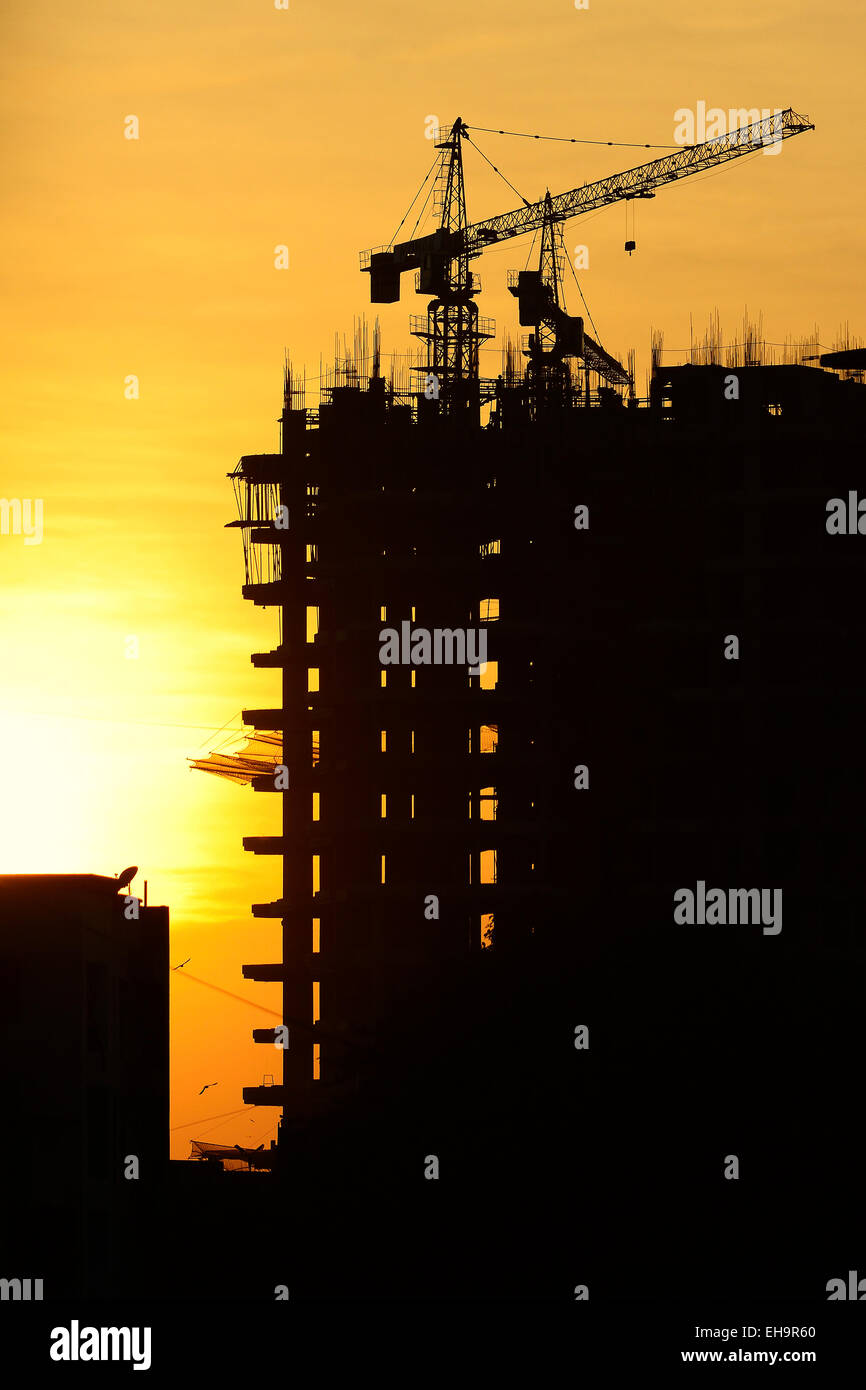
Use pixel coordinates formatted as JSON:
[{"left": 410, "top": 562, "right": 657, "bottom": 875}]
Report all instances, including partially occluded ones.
[
  {"left": 196, "top": 350, "right": 865, "bottom": 1299},
  {"left": 0, "top": 874, "right": 168, "bottom": 1298}
]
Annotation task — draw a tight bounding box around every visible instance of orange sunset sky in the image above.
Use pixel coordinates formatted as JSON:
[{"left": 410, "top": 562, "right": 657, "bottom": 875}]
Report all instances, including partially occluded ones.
[{"left": 1, "top": 0, "right": 864, "bottom": 1156}]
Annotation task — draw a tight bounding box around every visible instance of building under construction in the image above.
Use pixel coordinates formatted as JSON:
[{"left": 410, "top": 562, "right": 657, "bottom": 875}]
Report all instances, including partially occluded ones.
[{"left": 192, "top": 113, "right": 866, "bottom": 1299}]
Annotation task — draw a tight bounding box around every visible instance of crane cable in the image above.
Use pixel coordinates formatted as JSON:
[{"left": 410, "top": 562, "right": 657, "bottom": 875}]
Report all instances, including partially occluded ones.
[
  {"left": 406, "top": 165, "right": 439, "bottom": 244},
  {"left": 171, "top": 1106, "right": 257, "bottom": 1133},
  {"left": 172, "top": 967, "right": 385, "bottom": 1056},
  {"left": 566, "top": 245, "right": 602, "bottom": 344},
  {"left": 387, "top": 150, "right": 440, "bottom": 249},
  {"left": 467, "top": 123, "right": 682, "bottom": 149},
  {"left": 463, "top": 132, "right": 533, "bottom": 208}
]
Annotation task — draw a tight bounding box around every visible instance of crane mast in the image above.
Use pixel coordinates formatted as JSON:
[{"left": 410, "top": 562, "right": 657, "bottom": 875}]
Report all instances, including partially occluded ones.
[
  {"left": 361, "top": 108, "right": 814, "bottom": 412},
  {"left": 405, "top": 120, "right": 493, "bottom": 412}
]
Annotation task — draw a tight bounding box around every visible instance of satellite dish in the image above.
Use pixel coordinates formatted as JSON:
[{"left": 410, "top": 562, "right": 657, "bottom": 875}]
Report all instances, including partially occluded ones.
[{"left": 116, "top": 865, "right": 138, "bottom": 891}]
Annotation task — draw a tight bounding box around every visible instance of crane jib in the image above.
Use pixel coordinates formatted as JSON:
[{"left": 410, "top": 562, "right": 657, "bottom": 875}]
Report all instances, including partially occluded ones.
[
  {"left": 363, "top": 107, "right": 813, "bottom": 276},
  {"left": 465, "top": 108, "right": 813, "bottom": 252}
]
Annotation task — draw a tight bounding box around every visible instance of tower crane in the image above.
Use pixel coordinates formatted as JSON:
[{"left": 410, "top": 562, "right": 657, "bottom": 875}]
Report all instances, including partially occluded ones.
[
  {"left": 506, "top": 189, "right": 631, "bottom": 405},
  {"left": 360, "top": 109, "right": 814, "bottom": 411}
]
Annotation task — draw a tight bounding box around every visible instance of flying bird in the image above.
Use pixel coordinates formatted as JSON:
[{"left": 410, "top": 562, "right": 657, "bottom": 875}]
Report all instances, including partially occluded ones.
[
  {"left": 172, "top": 958, "right": 191, "bottom": 971},
  {"left": 198, "top": 1081, "right": 218, "bottom": 1095}
]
